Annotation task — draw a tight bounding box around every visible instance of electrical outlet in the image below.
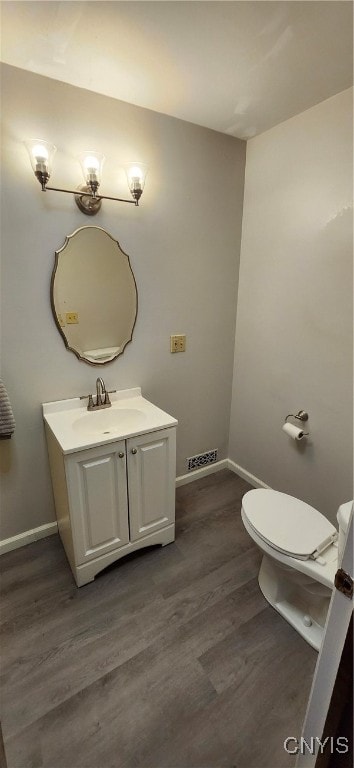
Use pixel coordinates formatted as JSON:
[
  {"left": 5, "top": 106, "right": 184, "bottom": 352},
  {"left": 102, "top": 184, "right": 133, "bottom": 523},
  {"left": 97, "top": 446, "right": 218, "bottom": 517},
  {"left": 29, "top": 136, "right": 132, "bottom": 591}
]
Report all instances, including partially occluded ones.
[
  {"left": 66, "top": 312, "right": 79, "bottom": 324},
  {"left": 170, "top": 334, "right": 186, "bottom": 353}
]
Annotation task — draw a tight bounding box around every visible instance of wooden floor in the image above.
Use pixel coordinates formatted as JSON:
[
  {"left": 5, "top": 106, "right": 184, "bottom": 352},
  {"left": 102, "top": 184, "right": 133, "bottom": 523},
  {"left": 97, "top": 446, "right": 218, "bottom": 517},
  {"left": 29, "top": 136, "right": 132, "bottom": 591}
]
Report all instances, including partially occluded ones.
[{"left": 0, "top": 470, "right": 317, "bottom": 768}]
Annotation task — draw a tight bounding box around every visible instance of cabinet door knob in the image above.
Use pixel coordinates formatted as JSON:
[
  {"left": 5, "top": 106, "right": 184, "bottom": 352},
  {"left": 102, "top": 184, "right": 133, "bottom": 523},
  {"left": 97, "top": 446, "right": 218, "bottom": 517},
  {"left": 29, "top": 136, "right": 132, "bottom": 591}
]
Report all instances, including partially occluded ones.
[
  {"left": 118, "top": 451, "right": 125, "bottom": 458},
  {"left": 131, "top": 448, "right": 137, "bottom": 455}
]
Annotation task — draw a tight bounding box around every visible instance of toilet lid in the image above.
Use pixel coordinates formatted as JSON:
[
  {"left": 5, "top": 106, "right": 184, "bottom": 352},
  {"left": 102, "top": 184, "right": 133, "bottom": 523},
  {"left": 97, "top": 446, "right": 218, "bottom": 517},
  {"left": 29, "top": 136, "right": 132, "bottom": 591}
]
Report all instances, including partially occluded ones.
[{"left": 242, "top": 489, "right": 338, "bottom": 559}]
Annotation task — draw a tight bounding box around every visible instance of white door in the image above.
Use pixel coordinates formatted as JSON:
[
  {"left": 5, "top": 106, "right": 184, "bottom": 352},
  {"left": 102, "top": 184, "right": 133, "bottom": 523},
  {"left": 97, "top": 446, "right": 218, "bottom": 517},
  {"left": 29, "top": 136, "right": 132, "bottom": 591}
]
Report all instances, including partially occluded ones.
[
  {"left": 66, "top": 440, "right": 129, "bottom": 564},
  {"left": 127, "top": 427, "right": 176, "bottom": 541},
  {"left": 295, "top": 508, "right": 353, "bottom": 767}
]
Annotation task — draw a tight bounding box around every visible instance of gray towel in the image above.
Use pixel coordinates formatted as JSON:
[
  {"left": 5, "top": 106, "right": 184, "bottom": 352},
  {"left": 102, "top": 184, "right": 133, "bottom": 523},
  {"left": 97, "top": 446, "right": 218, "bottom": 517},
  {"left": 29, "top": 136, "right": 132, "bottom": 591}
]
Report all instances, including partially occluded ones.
[{"left": 0, "top": 380, "right": 15, "bottom": 439}]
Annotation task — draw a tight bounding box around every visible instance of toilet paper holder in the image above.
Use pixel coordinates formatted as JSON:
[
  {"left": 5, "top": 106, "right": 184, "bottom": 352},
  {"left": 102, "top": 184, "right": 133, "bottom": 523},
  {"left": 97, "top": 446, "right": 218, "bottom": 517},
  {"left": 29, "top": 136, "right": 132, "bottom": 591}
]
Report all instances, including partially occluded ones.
[{"left": 285, "top": 410, "right": 309, "bottom": 435}]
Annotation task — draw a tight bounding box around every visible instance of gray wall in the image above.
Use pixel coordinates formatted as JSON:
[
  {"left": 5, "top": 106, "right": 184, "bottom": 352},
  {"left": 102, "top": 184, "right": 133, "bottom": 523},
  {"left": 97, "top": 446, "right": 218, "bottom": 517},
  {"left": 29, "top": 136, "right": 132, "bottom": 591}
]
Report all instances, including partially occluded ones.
[
  {"left": 0, "top": 64, "right": 246, "bottom": 541},
  {"left": 229, "top": 88, "right": 353, "bottom": 524}
]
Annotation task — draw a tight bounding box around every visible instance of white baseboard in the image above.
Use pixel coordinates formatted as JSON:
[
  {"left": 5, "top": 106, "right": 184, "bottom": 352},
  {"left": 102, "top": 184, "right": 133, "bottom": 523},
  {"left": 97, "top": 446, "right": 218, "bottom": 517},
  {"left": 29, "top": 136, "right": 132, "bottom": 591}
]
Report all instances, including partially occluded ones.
[
  {"left": 227, "top": 459, "right": 270, "bottom": 489},
  {"left": 0, "top": 522, "right": 58, "bottom": 555},
  {"left": 176, "top": 459, "right": 228, "bottom": 487},
  {"left": 1, "top": 460, "right": 267, "bottom": 555}
]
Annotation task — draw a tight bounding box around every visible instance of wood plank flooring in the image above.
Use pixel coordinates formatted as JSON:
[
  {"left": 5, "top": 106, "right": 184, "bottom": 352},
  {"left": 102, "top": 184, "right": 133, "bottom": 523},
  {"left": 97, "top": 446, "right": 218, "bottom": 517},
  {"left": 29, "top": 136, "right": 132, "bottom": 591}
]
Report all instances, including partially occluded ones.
[{"left": 0, "top": 470, "right": 317, "bottom": 768}]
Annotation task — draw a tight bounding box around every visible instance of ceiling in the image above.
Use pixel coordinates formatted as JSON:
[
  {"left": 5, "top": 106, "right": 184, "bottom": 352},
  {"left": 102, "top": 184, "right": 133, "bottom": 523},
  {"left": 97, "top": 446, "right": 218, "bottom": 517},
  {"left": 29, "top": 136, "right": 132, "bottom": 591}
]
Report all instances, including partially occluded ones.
[{"left": 1, "top": 1, "right": 353, "bottom": 139}]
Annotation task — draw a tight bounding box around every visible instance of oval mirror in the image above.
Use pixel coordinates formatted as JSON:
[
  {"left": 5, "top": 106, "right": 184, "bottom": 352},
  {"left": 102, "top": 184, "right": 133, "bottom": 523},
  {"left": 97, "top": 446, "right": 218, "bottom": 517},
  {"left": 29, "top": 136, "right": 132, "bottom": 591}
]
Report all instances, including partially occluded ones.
[{"left": 51, "top": 226, "right": 137, "bottom": 364}]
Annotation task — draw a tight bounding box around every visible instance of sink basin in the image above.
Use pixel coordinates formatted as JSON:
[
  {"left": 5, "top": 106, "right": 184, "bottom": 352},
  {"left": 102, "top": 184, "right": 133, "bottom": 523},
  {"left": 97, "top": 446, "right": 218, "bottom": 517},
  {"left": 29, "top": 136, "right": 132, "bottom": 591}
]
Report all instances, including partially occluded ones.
[
  {"left": 42, "top": 387, "right": 178, "bottom": 454},
  {"left": 73, "top": 408, "right": 146, "bottom": 436}
]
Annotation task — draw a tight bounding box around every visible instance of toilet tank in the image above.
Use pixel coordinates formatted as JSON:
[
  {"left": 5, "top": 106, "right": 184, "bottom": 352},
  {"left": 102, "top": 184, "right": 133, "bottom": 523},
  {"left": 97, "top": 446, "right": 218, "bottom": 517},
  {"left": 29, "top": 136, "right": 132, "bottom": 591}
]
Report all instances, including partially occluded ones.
[{"left": 336, "top": 501, "right": 353, "bottom": 565}]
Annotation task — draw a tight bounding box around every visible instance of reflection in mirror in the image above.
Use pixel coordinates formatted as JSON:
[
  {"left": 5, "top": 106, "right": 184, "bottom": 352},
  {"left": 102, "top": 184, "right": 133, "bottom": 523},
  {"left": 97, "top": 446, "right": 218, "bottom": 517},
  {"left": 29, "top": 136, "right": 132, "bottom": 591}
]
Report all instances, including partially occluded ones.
[{"left": 51, "top": 227, "right": 137, "bottom": 364}]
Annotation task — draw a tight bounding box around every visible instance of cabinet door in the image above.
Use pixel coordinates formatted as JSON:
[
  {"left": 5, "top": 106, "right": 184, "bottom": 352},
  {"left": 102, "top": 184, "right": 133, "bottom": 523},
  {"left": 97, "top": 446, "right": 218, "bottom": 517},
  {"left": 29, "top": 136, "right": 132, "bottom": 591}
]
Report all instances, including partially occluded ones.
[
  {"left": 65, "top": 441, "right": 129, "bottom": 565},
  {"left": 127, "top": 428, "right": 176, "bottom": 541}
]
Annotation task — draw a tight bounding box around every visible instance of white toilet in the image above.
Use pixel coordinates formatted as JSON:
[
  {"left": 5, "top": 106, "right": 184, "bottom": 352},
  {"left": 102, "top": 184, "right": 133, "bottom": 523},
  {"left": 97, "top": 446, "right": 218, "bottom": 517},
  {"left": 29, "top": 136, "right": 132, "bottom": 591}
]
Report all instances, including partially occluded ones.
[{"left": 241, "top": 489, "right": 353, "bottom": 650}]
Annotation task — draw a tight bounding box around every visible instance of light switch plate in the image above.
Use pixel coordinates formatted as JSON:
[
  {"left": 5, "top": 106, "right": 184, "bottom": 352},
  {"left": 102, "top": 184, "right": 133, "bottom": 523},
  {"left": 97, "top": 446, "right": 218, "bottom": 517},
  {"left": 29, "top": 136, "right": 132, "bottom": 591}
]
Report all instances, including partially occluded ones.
[
  {"left": 66, "top": 312, "right": 79, "bottom": 324},
  {"left": 170, "top": 334, "right": 186, "bottom": 353}
]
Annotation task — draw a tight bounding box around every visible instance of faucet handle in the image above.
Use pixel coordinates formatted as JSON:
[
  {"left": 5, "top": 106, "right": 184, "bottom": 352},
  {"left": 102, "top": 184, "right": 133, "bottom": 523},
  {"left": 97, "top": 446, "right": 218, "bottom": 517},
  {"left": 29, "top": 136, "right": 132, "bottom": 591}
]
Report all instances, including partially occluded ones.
[{"left": 80, "top": 393, "right": 94, "bottom": 409}]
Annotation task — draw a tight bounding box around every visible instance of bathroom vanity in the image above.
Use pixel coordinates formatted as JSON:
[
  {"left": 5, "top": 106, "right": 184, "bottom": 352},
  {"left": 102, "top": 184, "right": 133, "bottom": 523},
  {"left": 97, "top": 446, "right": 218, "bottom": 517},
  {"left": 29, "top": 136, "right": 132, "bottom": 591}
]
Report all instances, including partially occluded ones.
[{"left": 43, "top": 388, "right": 177, "bottom": 586}]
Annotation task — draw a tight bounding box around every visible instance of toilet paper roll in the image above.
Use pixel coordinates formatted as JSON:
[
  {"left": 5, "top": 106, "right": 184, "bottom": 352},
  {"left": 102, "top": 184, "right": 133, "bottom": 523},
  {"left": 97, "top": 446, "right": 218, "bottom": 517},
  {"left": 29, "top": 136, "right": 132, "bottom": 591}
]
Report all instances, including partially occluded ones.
[{"left": 282, "top": 422, "right": 305, "bottom": 441}]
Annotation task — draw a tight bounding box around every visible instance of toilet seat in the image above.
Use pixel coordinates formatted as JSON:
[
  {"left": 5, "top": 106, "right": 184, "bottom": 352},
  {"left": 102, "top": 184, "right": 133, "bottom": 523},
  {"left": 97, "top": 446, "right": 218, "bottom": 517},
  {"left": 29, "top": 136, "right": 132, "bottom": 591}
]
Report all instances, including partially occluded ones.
[{"left": 242, "top": 489, "right": 338, "bottom": 561}]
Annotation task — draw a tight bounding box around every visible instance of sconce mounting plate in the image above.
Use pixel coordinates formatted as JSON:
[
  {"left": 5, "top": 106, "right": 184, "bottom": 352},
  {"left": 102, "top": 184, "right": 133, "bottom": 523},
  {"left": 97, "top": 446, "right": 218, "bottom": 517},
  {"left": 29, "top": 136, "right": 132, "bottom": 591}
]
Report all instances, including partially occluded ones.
[{"left": 74, "top": 185, "right": 102, "bottom": 216}]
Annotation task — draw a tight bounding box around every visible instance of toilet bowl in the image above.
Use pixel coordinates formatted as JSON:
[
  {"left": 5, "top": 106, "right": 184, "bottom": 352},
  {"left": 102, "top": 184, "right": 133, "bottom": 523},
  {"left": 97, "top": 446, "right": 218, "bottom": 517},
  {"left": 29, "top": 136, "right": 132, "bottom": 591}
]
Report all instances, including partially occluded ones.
[{"left": 241, "top": 489, "right": 353, "bottom": 651}]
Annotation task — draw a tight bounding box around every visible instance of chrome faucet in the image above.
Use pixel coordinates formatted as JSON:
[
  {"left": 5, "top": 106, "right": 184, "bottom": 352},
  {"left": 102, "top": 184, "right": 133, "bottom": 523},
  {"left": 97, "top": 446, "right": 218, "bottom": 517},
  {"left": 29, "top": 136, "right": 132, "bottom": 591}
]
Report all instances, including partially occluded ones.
[
  {"left": 92, "top": 377, "right": 111, "bottom": 410},
  {"left": 80, "top": 377, "right": 113, "bottom": 411},
  {"left": 96, "top": 377, "right": 106, "bottom": 406}
]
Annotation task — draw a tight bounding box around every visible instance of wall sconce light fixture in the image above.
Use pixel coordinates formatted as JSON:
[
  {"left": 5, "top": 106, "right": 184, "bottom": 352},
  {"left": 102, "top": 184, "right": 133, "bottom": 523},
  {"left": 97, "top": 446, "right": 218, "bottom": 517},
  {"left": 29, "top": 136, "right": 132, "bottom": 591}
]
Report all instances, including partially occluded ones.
[{"left": 25, "top": 140, "right": 148, "bottom": 215}]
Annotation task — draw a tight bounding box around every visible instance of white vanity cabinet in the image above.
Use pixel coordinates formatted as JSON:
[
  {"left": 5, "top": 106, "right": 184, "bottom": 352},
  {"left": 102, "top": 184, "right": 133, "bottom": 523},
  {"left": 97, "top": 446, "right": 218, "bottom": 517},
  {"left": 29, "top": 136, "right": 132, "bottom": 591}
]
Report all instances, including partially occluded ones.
[
  {"left": 126, "top": 430, "right": 176, "bottom": 541},
  {"left": 43, "top": 389, "right": 177, "bottom": 586},
  {"left": 65, "top": 440, "right": 130, "bottom": 566}
]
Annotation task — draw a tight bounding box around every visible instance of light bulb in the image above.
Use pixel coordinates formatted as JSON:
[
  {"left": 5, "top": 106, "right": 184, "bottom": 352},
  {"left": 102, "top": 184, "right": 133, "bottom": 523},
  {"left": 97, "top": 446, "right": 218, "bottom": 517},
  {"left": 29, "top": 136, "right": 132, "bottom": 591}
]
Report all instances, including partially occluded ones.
[
  {"left": 25, "top": 139, "right": 56, "bottom": 185},
  {"left": 129, "top": 165, "right": 143, "bottom": 182},
  {"left": 32, "top": 144, "right": 49, "bottom": 163},
  {"left": 83, "top": 155, "right": 100, "bottom": 173},
  {"left": 78, "top": 152, "right": 105, "bottom": 189},
  {"left": 125, "top": 162, "right": 148, "bottom": 203}
]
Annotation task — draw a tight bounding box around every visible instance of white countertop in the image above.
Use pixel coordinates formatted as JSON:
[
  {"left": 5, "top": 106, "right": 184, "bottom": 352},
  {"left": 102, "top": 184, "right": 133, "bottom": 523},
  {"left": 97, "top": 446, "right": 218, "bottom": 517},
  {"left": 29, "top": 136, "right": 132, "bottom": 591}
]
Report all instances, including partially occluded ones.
[{"left": 43, "top": 387, "right": 178, "bottom": 454}]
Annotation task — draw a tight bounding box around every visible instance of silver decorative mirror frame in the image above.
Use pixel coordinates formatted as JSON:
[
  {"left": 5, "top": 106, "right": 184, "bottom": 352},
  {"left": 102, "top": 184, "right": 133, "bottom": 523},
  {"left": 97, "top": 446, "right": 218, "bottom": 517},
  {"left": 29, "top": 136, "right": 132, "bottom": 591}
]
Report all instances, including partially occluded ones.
[{"left": 50, "top": 226, "right": 138, "bottom": 366}]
